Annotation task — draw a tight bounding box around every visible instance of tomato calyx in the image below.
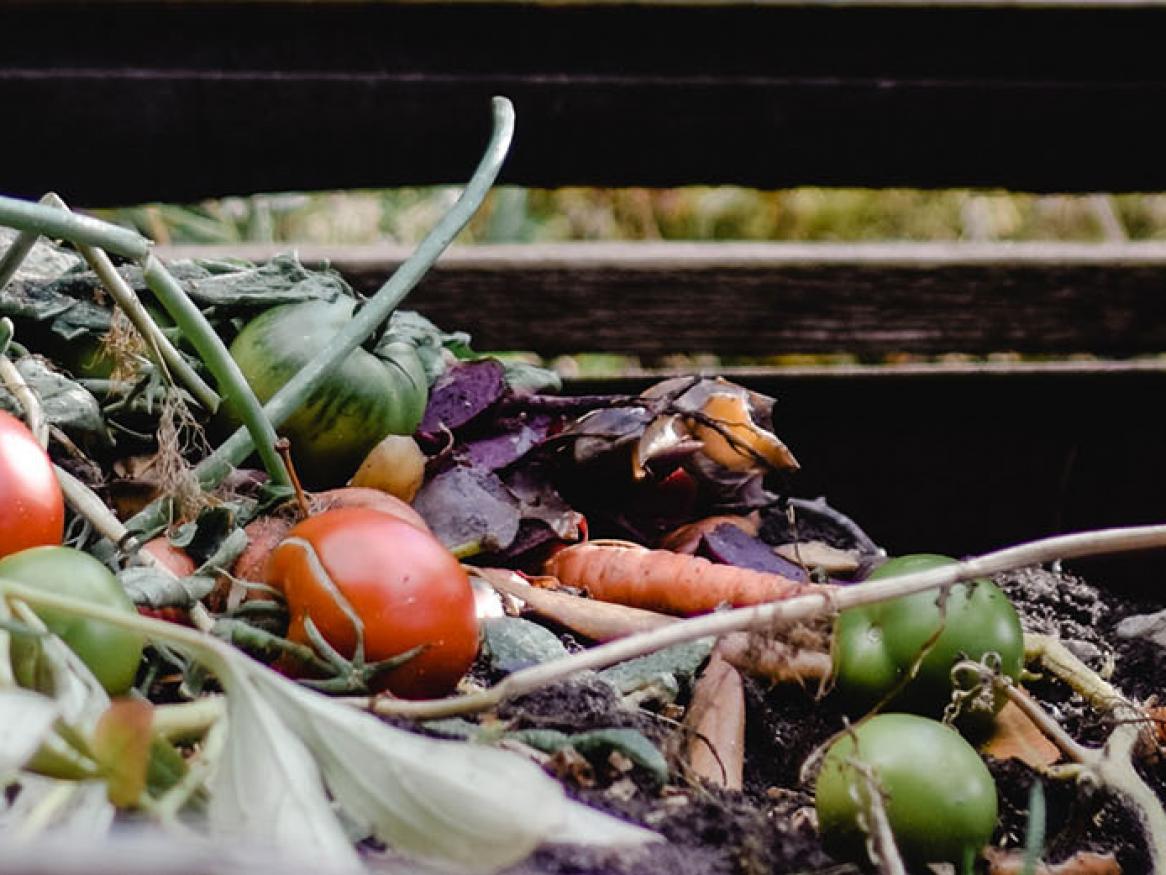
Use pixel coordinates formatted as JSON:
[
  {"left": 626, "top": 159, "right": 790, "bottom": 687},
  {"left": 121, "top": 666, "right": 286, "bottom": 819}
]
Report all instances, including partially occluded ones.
[{"left": 276, "top": 534, "right": 430, "bottom": 694}]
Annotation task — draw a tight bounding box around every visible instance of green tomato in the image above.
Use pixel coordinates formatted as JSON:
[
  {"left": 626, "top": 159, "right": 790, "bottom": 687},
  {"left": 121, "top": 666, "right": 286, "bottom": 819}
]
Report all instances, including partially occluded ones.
[
  {"left": 228, "top": 298, "right": 428, "bottom": 489},
  {"left": 0, "top": 546, "right": 145, "bottom": 694},
  {"left": 816, "top": 713, "right": 997, "bottom": 867},
  {"left": 832, "top": 554, "right": 1023, "bottom": 720}
]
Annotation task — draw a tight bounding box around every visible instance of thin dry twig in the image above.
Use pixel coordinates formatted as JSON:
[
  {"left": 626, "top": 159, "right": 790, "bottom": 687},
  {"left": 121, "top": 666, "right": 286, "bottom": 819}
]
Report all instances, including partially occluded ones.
[{"left": 349, "top": 523, "right": 1166, "bottom": 721}]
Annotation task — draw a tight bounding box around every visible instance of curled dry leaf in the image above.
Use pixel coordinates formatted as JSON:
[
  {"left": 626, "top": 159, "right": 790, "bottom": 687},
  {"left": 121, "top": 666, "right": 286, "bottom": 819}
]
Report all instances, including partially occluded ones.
[
  {"left": 983, "top": 848, "right": 1121, "bottom": 875},
  {"left": 684, "top": 651, "right": 745, "bottom": 790},
  {"left": 980, "top": 700, "right": 1064, "bottom": 769},
  {"left": 659, "top": 514, "right": 760, "bottom": 554}
]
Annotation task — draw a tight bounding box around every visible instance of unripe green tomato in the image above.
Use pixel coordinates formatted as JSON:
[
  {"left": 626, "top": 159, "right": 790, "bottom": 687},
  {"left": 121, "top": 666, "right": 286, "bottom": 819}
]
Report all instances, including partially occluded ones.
[
  {"left": 815, "top": 713, "right": 997, "bottom": 867},
  {"left": 228, "top": 298, "right": 428, "bottom": 489},
  {"left": 0, "top": 546, "right": 145, "bottom": 694},
  {"left": 832, "top": 554, "right": 1023, "bottom": 720}
]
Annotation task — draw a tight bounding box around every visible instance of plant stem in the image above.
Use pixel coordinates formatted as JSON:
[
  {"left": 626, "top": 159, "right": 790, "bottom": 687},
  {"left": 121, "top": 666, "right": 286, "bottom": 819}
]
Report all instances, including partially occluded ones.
[
  {"left": 351, "top": 523, "right": 1166, "bottom": 720},
  {"left": 0, "top": 354, "right": 48, "bottom": 446},
  {"left": 37, "top": 194, "right": 219, "bottom": 413},
  {"left": 189, "top": 96, "right": 516, "bottom": 489},
  {"left": 1015, "top": 636, "right": 1166, "bottom": 869},
  {"left": 152, "top": 696, "right": 226, "bottom": 743},
  {"left": 142, "top": 256, "right": 288, "bottom": 487},
  {"left": 0, "top": 193, "right": 151, "bottom": 260}
]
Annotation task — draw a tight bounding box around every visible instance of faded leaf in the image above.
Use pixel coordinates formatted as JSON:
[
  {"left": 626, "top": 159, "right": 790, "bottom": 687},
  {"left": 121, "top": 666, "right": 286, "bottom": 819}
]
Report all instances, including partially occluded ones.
[
  {"left": 0, "top": 688, "right": 61, "bottom": 775},
  {"left": 92, "top": 699, "right": 154, "bottom": 807},
  {"left": 0, "top": 775, "right": 114, "bottom": 837},
  {"left": 208, "top": 669, "right": 363, "bottom": 873},
  {"left": 245, "top": 661, "right": 657, "bottom": 871},
  {"left": 774, "top": 540, "right": 862, "bottom": 575}
]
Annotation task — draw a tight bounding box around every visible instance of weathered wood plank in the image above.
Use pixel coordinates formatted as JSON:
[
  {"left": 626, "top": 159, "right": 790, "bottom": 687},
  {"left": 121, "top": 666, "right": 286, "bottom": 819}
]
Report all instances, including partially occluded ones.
[
  {"left": 157, "top": 241, "right": 1166, "bottom": 357},
  {"left": 4, "top": 1, "right": 1166, "bottom": 200}
]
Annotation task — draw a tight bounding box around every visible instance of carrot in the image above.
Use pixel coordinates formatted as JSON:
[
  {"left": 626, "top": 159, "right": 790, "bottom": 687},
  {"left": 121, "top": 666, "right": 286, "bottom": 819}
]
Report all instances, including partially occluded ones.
[{"left": 543, "top": 539, "right": 829, "bottom": 617}]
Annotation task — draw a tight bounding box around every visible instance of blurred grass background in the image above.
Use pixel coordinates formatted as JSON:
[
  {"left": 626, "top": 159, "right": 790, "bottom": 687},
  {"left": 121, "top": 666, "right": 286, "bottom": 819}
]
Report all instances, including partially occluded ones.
[
  {"left": 97, "top": 187, "right": 1166, "bottom": 373},
  {"left": 99, "top": 187, "right": 1166, "bottom": 247}
]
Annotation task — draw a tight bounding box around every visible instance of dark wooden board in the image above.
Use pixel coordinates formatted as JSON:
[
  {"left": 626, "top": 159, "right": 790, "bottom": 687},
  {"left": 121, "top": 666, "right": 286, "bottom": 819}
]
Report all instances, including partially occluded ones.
[
  {"left": 4, "top": 1, "right": 1166, "bottom": 202},
  {"left": 158, "top": 241, "right": 1166, "bottom": 357}
]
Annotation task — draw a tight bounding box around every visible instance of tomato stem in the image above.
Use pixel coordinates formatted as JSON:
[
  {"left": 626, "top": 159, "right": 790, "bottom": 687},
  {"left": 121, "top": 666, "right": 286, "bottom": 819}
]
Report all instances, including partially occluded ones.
[
  {"left": 187, "top": 97, "right": 516, "bottom": 491},
  {"left": 276, "top": 437, "right": 312, "bottom": 519}
]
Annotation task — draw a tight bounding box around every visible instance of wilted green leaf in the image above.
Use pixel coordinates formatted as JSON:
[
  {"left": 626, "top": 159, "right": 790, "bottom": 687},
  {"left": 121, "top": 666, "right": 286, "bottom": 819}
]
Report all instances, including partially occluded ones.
[
  {"left": 119, "top": 567, "right": 215, "bottom": 610},
  {"left": 511, "top": 727, "right": 668, "bottom": 786},
  {"left": 0, "top": 357, "right": 106, "bottom": 440},
  {"left": 598, "top": 639, "right": 715, "bottom": 699},
  {"left": 481, "top": 617, "right": 568, "bottom": 673}
]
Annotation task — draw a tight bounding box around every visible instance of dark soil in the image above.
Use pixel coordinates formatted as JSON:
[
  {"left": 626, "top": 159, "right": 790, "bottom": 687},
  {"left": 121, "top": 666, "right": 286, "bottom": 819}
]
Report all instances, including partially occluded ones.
[{"left": 494, "top": 563, "right": 1166, "bottom": 874}]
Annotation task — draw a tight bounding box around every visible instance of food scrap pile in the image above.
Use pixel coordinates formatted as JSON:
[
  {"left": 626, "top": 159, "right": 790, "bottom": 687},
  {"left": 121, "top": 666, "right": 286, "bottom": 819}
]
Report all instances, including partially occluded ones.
[{"left": 2, "top": 209, "right": 1166, "bottom": 875}]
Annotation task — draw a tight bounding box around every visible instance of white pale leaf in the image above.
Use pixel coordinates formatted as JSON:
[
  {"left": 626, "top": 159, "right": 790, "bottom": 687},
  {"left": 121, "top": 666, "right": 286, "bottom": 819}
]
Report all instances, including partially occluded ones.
[
  {"left": 549, "top": 798, "right": 662, "bottom": 848},
  {"left": 207, "top": 668, "right": 363, "bottom": 874},
  {"left": 0, "top": 774, "right": 115, "bottom": 837},
  {"left": 0, "top": 689, "right": 61, "bottom": 775},
  {"left": 246, "top": 665, "right": 658, "bottom": 873},
  {"left": 10, "top": 603, "right": 109, "bottom": 730}
]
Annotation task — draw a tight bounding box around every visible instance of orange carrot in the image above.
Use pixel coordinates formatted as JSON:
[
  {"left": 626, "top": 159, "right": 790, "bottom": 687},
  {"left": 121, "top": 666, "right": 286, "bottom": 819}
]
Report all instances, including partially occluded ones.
[{"left": 543, "top": 540, "right": 828, "bottom": 617}]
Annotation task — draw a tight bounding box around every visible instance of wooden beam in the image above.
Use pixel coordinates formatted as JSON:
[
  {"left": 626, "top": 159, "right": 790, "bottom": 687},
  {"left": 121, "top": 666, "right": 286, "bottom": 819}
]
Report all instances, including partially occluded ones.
[
  {"left": 4, "top": 2, "right": 1166, "bottom": 200},
  {"left": 157, "top": 241, "right": 1166, "bottom": 357}
]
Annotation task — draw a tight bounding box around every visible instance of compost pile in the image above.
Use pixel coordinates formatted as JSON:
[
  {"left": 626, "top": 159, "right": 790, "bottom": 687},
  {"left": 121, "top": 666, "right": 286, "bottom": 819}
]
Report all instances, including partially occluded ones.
[{"left": 3, "top": 225, "right": 1166, "bottom": 875}]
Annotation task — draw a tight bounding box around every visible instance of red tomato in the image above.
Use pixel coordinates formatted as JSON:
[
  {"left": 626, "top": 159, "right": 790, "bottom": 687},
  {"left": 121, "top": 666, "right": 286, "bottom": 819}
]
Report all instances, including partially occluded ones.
[
  {"left": 0, "top": 410, "right": 65, "bottom": 559},
  {"left": 142, "top": 537, "right": 197, "bottom": 577},
  {"left": 267, "top": 507, "right": 479, "bottom": 699}
]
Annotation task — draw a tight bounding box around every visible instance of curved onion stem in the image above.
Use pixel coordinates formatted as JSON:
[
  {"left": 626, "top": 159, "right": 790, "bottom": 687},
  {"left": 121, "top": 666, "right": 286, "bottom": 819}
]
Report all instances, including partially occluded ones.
[
  {"left": 0, "top": 193, "right": 151, "bottom": 260},
  {"left": 189, "top": 96, "right": 516, "bottom": 490}
]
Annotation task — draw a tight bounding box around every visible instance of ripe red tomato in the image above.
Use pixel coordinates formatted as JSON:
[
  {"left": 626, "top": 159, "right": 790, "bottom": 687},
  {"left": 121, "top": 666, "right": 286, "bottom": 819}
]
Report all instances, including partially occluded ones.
[
  {"left": 0, "top": 410, "right": 65, "bottom": 559},
  {"left": 266, "top": 507, "right": 479, "bottom": 699}
]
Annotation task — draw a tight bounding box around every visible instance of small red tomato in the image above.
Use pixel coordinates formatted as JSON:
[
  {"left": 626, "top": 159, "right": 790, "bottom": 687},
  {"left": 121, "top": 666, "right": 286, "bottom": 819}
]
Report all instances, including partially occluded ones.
[
  {"left": 142, "top": 537, "right": 197, "bottom": 577},
  {"left": 267, "top": 507, "right": 479, "bottom": 699},
  {"left": 0, "top": 410, "right": 65, "bottom": 559}
]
